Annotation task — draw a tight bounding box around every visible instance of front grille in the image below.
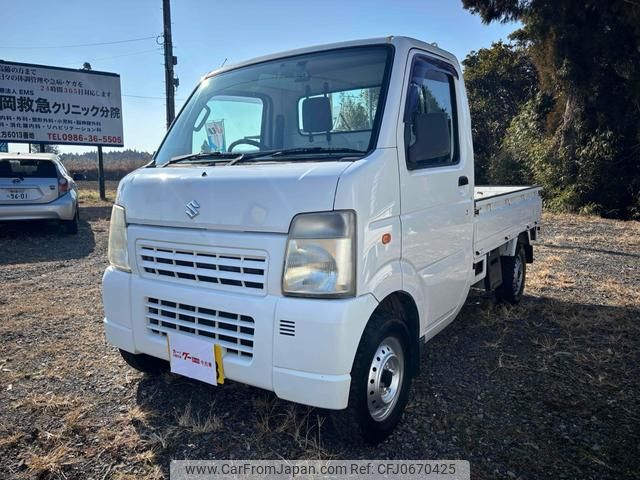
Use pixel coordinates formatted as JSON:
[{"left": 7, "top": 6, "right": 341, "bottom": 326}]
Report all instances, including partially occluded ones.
[
  {"left": 137, "top": 242, "right": 267, "bottom": 295},
  {"left": 145, "top": 297, "right": 255, "bottom": 358}
]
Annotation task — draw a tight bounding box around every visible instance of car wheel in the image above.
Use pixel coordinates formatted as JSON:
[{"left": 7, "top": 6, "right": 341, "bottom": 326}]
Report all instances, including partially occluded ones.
[
  {"left": 62, "top": 208, "right": 79, "bottom": 235},
  {"left": 333, "top": 311, "right": 412, "bottom": 444},
  {"left": 496, "top": 245, "right": 526, "bottom": 304},
  {"left": 119, "top": 349, "right": 169, "bottom": 375}
]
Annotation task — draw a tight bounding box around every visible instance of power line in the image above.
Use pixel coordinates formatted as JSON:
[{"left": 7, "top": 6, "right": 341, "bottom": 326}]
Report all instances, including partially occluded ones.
[
  {"left": 0, "top": 35, "right": 159, "bottom": 50},
  {"left": 66, "top": 48, "right": 163, "bottom": 67},
  {"left": 123, "top": 94, "right": 185, "bottom": 101}
]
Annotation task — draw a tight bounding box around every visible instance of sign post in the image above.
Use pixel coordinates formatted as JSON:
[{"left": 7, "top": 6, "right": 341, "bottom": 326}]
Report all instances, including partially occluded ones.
[
  {"left": 98, "top": 146, "right": 105, "bottom": 200},
  {"left": 0, "top": 60, "right": 124, "bottom": 198}
]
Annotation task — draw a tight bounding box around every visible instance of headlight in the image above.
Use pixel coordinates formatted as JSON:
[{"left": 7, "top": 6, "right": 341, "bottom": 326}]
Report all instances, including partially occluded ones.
[
  {"left": 108, "top": 204, "right": 130, "bottom": 272},
  {"left": 282, "top": 211, "right": 355, "bottom": 298}
]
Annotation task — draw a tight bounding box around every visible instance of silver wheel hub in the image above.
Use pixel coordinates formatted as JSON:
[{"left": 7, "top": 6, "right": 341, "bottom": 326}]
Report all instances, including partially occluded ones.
[
  {"left": 514, "top": 256, "right": 524, "bottom": 293},
  {"left": 367, "top": 336, "right": 404, "bottom": 422}
]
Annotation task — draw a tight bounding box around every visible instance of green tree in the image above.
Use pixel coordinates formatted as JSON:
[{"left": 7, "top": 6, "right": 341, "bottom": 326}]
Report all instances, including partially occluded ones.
[
  {"left": 29, "top": 144, "right": 59, "bottom": 154},
  {"left": 462, "top": 0, "right": 640, "bottom": 219},
  {"left": 334, "top": 88, "right": 381, "bottom": 132},
  {"left": 335, "top": 92, "right": 369, "bottom": 131},
  {"left": 462, "top": 41, "right": 538, "bottom": 184}
]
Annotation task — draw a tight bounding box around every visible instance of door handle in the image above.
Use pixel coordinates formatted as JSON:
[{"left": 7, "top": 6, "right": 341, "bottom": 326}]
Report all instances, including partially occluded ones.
[{"left": 458, "top": 176, "right": 469, "bottom": 186}]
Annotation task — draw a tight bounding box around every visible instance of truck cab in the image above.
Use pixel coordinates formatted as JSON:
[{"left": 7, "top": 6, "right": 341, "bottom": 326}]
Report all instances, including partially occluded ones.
[{"left": 103, "top": 36, "right": 541, "bottom": 442}]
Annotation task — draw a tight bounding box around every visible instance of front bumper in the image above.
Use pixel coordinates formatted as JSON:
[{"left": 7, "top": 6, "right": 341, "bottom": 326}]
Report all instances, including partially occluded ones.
[
  {"left": 0, "top": 192, "right": 77, "bottom": 221},
  {"left": 103, "top": 266, "right": 378, "bottom": 409}
]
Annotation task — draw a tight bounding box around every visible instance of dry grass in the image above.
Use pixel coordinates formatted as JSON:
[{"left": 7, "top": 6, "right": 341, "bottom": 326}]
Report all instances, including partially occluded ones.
[
  {"left": 597, "top": 278, "right": 640, "bottom": 307},
  {"left": 0, "top": 209, "right": 638, "bottom": 479},
  {"left": 17, "top": 392, "right": 78, "bottom": 413},
  {"left": 174, "top": 402, "right": 221, "bottom": 434},
  {"left": 0, "top": 432, "right": 25, "bottom": 449},
  {"left": 252, "top": 395, "right": 329, "bottom": 457},
  {"left": 26, "top": 444, "right": 76, "bottom": 478},
  {"left": 526, "top": 254, "right": 566, "bottom": 292},
  {"left": 79, "top": 188, "right": 116, "bottom": 204}
]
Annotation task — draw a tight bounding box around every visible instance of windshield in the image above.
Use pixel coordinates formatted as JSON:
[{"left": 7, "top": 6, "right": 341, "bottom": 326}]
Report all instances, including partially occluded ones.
[{"left": 154, "top": 45, "right": 393, "bottom": 165}]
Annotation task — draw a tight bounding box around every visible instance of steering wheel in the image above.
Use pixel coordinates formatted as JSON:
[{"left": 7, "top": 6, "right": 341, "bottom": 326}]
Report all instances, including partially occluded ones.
[{"left": 227, "top": 138, "right": 268, "bottom": 151}]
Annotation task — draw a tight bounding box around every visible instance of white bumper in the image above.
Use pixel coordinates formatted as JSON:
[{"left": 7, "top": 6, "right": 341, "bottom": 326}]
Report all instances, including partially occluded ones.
[{"left": 103, "top": 266, "right": 378, "bottom": 409}]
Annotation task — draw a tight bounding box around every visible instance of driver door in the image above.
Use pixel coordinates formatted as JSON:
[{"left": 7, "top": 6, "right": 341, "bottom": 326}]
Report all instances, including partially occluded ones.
[{"left": 397, "top": 51, "right": 474, "bottom": 333}]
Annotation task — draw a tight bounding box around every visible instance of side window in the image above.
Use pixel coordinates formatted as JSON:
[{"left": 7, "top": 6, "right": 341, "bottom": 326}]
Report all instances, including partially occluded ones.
[
  {"left": 404, "top": 57, "right": 458, "bottom": 169},
  {"left": 192, "top": 95, "right": 263, "bottom": 153}
]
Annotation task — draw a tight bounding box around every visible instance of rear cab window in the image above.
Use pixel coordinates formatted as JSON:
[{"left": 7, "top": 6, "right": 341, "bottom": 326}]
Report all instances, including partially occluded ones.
[
  {"left": 297, "top": 86, "right": 381, "bottom": 133},
  {"left": 0, "top": 159, "right": 59, "bottom": 178}
]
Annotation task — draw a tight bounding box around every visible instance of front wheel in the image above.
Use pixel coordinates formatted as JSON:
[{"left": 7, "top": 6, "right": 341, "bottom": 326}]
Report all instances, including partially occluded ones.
[{"left": 334, "top": 311, "right": 412, "bottom": 444}]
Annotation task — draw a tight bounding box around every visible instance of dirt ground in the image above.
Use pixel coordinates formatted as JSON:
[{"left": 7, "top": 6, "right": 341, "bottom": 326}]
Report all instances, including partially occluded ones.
[{"left": 1, "top": 185, "right": 638, "bottom": 479}]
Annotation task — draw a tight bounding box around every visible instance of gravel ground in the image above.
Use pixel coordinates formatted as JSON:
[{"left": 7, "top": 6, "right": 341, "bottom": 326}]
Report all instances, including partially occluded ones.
[{"left": 0, "top": 196, "right": 638, "bottom": 479}]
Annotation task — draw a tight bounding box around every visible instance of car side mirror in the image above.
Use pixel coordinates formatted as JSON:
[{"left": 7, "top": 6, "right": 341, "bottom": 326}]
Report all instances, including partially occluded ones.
[{"left": 407, "top": 112, "right": 451, "bottom": 166}]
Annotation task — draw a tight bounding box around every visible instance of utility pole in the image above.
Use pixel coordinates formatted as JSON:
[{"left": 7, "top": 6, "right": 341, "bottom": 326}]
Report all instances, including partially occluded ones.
[{"left": 162, "top": 0, "right": 178, "bottom": 129}]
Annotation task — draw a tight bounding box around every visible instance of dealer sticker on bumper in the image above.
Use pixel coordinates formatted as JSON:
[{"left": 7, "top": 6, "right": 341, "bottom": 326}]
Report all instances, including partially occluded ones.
[{"left": 167, "top": 333, "right": 225, "bottom": 385}]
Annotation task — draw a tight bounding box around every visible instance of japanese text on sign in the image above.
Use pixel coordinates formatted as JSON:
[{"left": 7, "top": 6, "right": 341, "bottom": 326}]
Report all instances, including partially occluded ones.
[{"left": 0, "top": 61, "right": 123, "bottom": 146}]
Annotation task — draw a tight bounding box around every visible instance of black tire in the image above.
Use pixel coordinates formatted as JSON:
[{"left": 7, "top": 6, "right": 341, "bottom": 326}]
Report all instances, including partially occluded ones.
[
  {"left": 62, "top": 208, "right": 79, "bottom": 235},
  {"left": 333, "top": 311, "right": 413, "bottom": 444},
  {"left": 496, "top": 245, "right": 526, "bottom": 304},
  {"left": 119, "top": 349, "right": 169, "bottom": 375}
]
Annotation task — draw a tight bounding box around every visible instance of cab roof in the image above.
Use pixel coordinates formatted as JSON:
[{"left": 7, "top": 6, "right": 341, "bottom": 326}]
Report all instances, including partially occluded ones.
[{"left": 204, "top": 36, "right": 459, "bottom": 79}]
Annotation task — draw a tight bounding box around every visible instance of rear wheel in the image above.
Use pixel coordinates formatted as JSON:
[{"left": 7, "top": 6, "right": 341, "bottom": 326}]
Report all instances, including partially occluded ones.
[
  {"left": 119, "top": 349, "right": 169, "bottom": 375},
  {"left": 496, "top": 245, "right": 526, "bottom": 304},
  {"left": 62, "top": 207, "right": 79, "bottom": 235},
  {"left": 333, "top": 311, "right": 412, "bottom": 444}
]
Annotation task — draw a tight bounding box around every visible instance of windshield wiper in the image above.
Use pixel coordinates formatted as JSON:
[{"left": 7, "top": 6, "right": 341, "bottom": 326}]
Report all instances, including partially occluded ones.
[
  {"left": 225, "top": 147, "right": 366, "bottom": 166},
  {"left": 271, "top": 147, "right": 366, "bottom": 157},
  {"left": 163, "top": 147, "right": 366, "bottom": 168},
  {"left": 163, "top": 151, "right": 243, "bottom": 166}
]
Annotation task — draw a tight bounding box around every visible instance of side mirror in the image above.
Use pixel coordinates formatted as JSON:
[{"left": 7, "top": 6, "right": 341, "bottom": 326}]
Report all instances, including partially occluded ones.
[{"left": 407, "top": 112, "right": 451, "bottom": 166}]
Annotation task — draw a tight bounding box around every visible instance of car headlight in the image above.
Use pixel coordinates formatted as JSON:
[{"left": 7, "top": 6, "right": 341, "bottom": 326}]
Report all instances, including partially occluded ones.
[
  {"left": 108, "top": 204, "right": 130, "bottom": 272},
  {"left": 282, "top": 211, "right": 355, "bottom": 298}
]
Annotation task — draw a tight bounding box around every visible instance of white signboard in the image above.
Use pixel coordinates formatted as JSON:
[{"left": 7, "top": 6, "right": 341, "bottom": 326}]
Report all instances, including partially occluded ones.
[{"left": 0, "top": 60, "right": 123, "bottom": 147}]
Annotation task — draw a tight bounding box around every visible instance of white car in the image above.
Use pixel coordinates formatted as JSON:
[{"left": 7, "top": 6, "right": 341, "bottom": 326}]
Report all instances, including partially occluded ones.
[
  {"left": 0, "top": 153, "right": 79, "bottom": 234},
  {"left": 103, "top": 36, "right": 541, "bottom": 442}
]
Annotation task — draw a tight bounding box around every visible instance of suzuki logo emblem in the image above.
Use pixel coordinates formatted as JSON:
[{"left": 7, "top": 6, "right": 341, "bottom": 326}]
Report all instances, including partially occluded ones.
[{"left": 185, "top": 200, "right": 200, "bottom": 219}]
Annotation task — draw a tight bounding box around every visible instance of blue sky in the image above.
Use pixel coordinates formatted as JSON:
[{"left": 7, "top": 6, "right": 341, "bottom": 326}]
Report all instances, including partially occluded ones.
[{"left": 2, "top": 0, "right": 517, "bottom": 154}]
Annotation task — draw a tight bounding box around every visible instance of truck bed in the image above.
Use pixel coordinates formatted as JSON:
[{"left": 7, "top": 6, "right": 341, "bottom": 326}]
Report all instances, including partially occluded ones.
[{"left": 473, "top": 185, "right": 542, "bottom": 258}]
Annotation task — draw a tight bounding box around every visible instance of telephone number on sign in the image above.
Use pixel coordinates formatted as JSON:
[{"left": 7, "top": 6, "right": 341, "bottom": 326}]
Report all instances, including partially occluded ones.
[{"left": 47, "top": 133, "right": 123, "bottom": 144}]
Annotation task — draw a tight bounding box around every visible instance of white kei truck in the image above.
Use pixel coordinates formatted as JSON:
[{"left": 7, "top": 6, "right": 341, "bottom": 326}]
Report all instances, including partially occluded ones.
[{"left": 103, "top": 36, "right": 542, "bottom": 442}]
